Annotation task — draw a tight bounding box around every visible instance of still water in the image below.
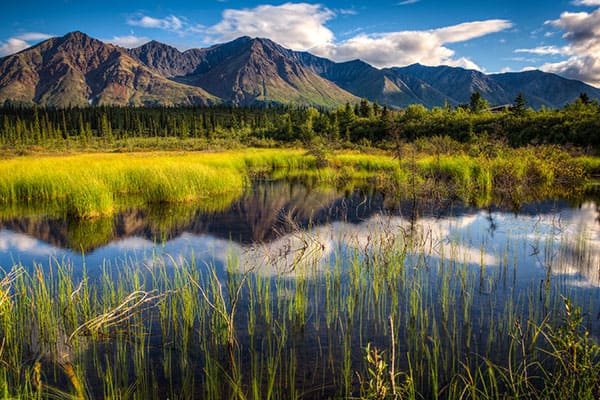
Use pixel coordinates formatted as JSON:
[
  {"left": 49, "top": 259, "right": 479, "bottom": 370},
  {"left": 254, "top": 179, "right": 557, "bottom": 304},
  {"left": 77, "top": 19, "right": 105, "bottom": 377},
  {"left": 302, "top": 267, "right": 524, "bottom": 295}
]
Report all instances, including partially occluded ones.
[
  {"left": 1, "top": 181, "right": 598, "bottom": 287},
  {"left": 1, "top": 180, "right": 599, "bottom": 398}
]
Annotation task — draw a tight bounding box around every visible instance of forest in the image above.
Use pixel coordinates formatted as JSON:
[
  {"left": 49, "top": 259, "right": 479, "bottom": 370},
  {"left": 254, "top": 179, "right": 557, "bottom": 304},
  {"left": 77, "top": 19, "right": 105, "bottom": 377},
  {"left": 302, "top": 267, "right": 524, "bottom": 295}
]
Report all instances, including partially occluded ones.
[{"left": 0, "top": 93, "right": 599, "bottom": 152}]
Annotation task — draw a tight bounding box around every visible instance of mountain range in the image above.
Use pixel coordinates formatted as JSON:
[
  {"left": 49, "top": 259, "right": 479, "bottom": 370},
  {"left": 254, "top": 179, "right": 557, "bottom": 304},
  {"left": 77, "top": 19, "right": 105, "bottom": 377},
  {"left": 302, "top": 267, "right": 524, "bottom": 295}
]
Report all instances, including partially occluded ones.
[{"left": 1, "top": 31, "right": 599, "bottom": 109}]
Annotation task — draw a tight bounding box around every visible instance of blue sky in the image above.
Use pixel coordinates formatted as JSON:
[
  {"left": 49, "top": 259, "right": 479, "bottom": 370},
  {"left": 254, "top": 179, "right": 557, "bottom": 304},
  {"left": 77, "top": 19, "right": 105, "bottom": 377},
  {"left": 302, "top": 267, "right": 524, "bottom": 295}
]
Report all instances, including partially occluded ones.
[{"left": 2, "top": 1, "right": 600, "bottom": 86}]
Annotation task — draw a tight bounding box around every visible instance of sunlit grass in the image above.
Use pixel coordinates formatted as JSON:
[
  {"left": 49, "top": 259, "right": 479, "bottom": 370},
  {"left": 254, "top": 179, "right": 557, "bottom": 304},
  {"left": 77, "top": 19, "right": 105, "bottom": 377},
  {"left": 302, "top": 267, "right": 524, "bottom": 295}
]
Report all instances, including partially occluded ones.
[{"left": 0, "top": 148, "right": 593, "bottom": 219}]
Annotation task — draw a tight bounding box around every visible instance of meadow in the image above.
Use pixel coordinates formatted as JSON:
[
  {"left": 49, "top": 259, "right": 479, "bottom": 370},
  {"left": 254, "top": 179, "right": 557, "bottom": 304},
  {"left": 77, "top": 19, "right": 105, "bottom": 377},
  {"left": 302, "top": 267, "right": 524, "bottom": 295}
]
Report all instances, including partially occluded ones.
[
  {"left": 0, "top": 144, "right": 599, "bottom": 399},
  {"left": 0, "top": 145, "right": 593, "bottom": 219}
]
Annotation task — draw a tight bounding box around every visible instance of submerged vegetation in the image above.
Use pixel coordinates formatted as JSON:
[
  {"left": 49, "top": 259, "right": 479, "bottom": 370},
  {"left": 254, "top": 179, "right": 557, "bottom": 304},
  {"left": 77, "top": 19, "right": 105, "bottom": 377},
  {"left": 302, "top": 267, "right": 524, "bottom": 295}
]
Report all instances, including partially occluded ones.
[
  {"left": 0, "top": 211, "right": 599, "bottom": 399},
  {"left": 0, "top": 97, "right": 599, "bottom": 399}
]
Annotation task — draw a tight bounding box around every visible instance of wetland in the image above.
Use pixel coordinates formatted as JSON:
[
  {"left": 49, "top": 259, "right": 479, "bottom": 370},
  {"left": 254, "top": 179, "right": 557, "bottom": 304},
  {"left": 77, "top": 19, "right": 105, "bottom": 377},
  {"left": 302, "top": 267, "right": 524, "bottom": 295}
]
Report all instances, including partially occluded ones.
[{"left": 1, "top": 150, "right": 600, "bottom": 399}]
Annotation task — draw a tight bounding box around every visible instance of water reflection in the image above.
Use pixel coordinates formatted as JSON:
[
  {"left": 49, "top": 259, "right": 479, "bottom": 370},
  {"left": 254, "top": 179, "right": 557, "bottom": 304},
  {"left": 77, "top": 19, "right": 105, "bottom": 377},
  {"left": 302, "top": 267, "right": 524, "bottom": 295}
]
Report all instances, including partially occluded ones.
[{"left": 0, "top": 181, "right": 598, "bottom": 289}]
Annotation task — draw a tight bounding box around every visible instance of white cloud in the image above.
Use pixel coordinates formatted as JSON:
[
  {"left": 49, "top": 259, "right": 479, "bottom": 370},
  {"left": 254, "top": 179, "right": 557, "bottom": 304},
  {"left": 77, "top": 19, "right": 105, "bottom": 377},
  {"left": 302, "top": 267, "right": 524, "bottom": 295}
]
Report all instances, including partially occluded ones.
[
  {"left": 104, "top": 35, "right": 151, "bottom": 48},
  {"left": 127, "top": 15, "right": 184, "bottom": 33},
  {"left": 337, "top": 8, "right": 358, "bottom": 15},
  {"left": 120, "top": 3, "right": 510, "bottom": 71},
  {"left": 0, "top": 32, "right": 52, "bottom": 57},
  {"left": 397, "top": 0, "right": 420, "bottom": 5},
  {"left": 311, "top": 20, "right": 512, "bottom": 70},
  {"left": 16, "top": 32, "right": 53, "bottom": 41},
  {"left": 207, "top": 3, "right": 335, "bottom": 50},
  {"left": 540, "top": 56, "right": 600, "bottom": 85},
  {"left": 515, "top": 45, "right": 569, "bottom": 55},
  {"left": 0, "top": 38, "right": 30, "bottom": 56},
  {"left": 572, "top": 0, "right": 600, "bottom": 5},
  {"left": 531, "top": 9, "right": 600, "bottom": 86},
  {"left": 435, "top": 20, "right": 513, "bottom": 43}
]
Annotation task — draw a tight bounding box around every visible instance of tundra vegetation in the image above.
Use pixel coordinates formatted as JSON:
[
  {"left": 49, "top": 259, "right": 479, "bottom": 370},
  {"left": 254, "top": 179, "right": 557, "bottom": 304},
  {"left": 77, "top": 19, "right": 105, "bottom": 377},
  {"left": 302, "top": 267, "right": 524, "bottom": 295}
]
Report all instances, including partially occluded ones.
[
  {"left": 0, "top": 96, "right": 599, "bottom": 399},
  {"left": 0, "top": 94, "right": 599, "bottom": 152}
]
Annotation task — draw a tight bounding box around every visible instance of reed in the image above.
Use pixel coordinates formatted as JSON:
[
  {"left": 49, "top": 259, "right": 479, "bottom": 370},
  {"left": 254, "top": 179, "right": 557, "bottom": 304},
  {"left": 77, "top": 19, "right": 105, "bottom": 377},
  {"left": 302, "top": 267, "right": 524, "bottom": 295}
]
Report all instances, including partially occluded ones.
[
  {"left": 0, "top": 225, "right": 597, "bottom": 399},
  {"left": 0, "top": 148, "right": 593, "bottom": 220},
  {"left": 0, "top": 149, "right": 598, "bottom": 398}
]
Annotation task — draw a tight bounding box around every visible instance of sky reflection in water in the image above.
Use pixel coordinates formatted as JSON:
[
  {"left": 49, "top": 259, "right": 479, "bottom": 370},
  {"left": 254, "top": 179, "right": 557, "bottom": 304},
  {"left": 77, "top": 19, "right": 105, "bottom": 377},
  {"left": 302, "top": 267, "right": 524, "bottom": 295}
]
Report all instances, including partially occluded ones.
[{"left": 0, "top": 187, "right": 598, "bottom": 290}]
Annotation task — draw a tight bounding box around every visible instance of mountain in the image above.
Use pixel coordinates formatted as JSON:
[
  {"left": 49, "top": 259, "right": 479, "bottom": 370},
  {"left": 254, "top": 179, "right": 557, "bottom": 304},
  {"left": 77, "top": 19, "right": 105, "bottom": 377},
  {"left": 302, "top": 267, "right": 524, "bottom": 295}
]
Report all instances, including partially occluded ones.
[
  {"left": 296, "top": 56, "right": 430, "bottom": 107},
  {"left": 0, "top": 31, "right": 217, "bottom": 107},
  {"left": 1, "top": 31, "right": 599, "bottom": 109},
  {"left": 386, "top": 64, "right": 600, "bottom": 108},
  {"left": 154, "top": 37, "right": 359, "bottom": 107},
  {"left": 489, "top": 70, "right": 600, "bottom": 109},
  {"left": 128, "top": 40, "right": 204, "bottom": 78},
  {"left": 388, "top": 64, "right": 510, "bottom": 107}
]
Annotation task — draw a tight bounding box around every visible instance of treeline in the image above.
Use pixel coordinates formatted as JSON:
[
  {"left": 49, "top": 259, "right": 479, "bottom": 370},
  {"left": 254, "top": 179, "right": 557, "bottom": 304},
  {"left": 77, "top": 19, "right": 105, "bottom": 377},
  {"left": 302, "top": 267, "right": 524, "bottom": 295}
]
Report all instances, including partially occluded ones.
[{"left": 0, "top": 95, "right": 599, "bottom": 150}]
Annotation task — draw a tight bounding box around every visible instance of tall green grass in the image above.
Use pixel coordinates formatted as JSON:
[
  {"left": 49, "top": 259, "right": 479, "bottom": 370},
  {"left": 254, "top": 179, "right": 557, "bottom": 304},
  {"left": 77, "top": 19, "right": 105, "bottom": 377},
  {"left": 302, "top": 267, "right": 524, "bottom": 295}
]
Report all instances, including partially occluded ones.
[
  {"left": 1, "top": 213, "right": 598, "bottom": 399},
  {"left": 0, "top": 148, "right": 593, "bottom": 219}
]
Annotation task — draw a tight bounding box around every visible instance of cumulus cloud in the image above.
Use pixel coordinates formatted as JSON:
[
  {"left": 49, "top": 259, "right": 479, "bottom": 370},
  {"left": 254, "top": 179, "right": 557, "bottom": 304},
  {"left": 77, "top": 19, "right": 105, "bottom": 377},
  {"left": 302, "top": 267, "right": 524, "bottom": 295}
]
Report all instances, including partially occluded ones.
[
  {"left": 104, "top": 35, "right": 151, "bottom": 48},
  {"left": 524, "top": 8, "right": 600, "bottom": 86},
  {"left": 207, "top": 3, "right": 335, "bottom": 50},
  {"left": 202, "top": 3, "right": 511, "bottom": 70},
  {"left": 311, "top": 20, "right": 512, "bottom": 69},
  {"left": 127, "top": 15, "right": 184, "bottom": 33},
  {"left": 0, "top": 32, "right": 52, "bottom": 57},
  {"left": 540, "top": 57, "right": 600, "bottom": 85},
  {"left": 572, "top": 0, "right": 600, "bottom": 5},
  {"left": 119, "top": 3, "right": 510, "bottom": 70}
]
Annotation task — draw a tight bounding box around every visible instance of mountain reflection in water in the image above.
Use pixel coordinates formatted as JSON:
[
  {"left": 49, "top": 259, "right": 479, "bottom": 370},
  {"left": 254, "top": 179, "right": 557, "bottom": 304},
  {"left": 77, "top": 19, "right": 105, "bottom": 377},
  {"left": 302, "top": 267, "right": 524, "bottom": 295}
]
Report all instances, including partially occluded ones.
[{"left": 0, "top": 181, "right": 598, "bottom": 288}]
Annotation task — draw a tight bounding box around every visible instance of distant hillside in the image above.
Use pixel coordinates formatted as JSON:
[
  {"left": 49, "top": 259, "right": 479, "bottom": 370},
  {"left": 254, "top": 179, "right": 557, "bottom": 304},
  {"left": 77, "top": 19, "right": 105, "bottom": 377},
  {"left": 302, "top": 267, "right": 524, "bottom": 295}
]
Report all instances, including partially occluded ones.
[
  {"left": 161, "top": 37, "right": 359, "bottom": 107},
  {"left": 0, "top": 31, "right": 216, "bottom": 107},
  {"left": 1, "top": 31, "right": 599, "bottom": 109},
  {"left": 389, "top": 64, "right": 600, "bottom": 109}
]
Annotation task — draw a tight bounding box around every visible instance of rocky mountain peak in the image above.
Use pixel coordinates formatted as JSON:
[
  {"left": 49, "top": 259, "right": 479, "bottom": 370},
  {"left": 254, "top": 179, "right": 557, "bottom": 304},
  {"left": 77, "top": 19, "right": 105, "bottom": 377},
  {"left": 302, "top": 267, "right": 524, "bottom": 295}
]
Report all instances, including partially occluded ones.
[{"left": 1, "top": 31, "right": 599, "bottom": 109}]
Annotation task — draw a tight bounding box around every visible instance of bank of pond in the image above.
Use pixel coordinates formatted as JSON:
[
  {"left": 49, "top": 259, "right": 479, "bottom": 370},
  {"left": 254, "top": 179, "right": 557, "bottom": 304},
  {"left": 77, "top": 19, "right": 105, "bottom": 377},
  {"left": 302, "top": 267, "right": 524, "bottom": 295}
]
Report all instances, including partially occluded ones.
[
  {"left": 0, "top": 147, "right": 597, "bottom": 219},
  {"left": 0, "top": 148, "right": 600, "bottom": 399}
]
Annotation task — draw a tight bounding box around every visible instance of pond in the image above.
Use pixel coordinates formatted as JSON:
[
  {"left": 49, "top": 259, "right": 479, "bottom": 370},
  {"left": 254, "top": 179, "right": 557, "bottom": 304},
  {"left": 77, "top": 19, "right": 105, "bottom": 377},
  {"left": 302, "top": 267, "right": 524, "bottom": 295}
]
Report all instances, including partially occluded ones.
[{"left": 1, "top": 180, "right": 599, "bottom": 399}]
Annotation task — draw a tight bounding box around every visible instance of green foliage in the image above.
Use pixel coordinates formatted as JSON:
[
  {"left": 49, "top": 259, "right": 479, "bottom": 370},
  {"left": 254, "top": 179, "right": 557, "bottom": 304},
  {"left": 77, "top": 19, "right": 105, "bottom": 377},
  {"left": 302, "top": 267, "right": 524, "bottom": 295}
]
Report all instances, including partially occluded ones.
[
  {"left": 469, "top": 92, "right": 490, "bottom": 113},
  {"left": 0, "top": 97, "right": 599, "bottom": 153},
  {"left": 539, "top": 297, "right": 600, "bottom": 399},
  {"left": 359, "top": 343, "right": 415, "bottom": 400},
  {"left": 513, "top": 91, "right": 527, "bottom": 116}
]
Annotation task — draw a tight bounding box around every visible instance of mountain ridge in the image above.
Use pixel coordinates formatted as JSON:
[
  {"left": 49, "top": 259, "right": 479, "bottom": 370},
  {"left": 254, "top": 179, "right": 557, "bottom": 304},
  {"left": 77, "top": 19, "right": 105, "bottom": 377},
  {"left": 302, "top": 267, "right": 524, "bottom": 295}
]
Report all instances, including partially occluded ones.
[{"left": 1, "top": 31, "right": 599, "bottom": 109}]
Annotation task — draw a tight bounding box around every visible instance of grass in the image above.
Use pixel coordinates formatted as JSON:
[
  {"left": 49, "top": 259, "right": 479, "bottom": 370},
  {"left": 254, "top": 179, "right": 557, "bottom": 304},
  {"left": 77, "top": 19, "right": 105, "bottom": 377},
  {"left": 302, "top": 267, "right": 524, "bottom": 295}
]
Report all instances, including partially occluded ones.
[
  {"left": 0, "top": 147, "right": 594, "bottom": 219},
  {"left": 0, "top": 140, "right": 597, "bottom": 398},
  {"left": 1, "top": 203, "right": 599, "bottom": 399}
]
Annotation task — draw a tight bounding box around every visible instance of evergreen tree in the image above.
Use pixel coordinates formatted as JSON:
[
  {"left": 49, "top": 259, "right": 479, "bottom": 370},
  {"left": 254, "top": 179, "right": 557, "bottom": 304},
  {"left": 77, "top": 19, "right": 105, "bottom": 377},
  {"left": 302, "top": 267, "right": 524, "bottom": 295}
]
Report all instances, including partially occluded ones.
[
  {"left": 32, "top": 105, "right": 41, "bottom": 144},
  {"left": 469, "top": 92, "right": 490, "bottom": 113},
  {"left": 513, "top": 92, "right": 527, "bottom": 116},
  {"left": 100, "top": 113, "right": 113, "bottom": 142},
  {"left": 179, "top": 118, "right": 189, "bottom": 139},
  {"left": 359, "top": 99, "right": 373, "bottom": 118},
  {"left": 579, "top": 92, "right": 591, "bottom": 105}
]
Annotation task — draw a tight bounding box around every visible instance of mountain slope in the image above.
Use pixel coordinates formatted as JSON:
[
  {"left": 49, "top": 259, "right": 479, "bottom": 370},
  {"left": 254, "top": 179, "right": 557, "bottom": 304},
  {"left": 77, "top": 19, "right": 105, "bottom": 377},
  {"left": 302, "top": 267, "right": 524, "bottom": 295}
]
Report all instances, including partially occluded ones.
[
  {"left": 388, "top": 64, "right": 600, "bottom": 108},
  {"left": 128, "top": 40, "right": 204, "bottom": 78},
  {"left": 490, "top": 70, "right": 600, "bottom": 109},
  {"left": 1, "top": 31, "right": 599, "bottom": 109},
  {"left": 296, "top": 54, "right": 432, "bottom": 107},
  {"left": 166, "top": 37, "right": 359, "bottom": 107},
  {"left": 390, "top": 64, "right": 510, "bottom": 106},
  {"left": 0, "top": 31, "right": 217, "bottom": 107}
]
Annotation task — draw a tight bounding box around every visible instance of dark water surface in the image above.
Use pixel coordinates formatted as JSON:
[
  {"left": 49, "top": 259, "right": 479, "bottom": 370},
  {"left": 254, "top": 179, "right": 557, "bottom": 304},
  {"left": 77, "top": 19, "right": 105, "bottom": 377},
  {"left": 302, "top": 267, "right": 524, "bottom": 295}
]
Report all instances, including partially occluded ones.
[
  {"left": 1, "top": 181, "right": 598, "bottom": 285},
  {"left": 1, "top": 180, "right": 600, "bottom": 398}
]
